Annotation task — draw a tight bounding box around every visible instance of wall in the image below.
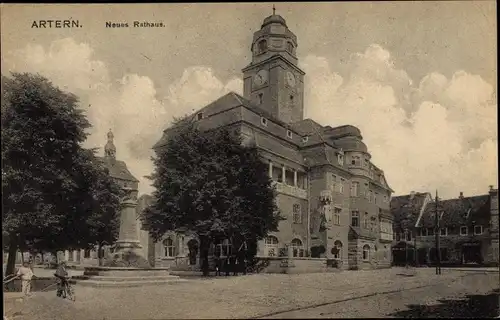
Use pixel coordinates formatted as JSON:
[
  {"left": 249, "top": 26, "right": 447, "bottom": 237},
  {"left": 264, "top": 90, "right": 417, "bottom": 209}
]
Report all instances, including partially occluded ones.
[{"left": 258, "top": 257, "right": 341, "bottom": 274}]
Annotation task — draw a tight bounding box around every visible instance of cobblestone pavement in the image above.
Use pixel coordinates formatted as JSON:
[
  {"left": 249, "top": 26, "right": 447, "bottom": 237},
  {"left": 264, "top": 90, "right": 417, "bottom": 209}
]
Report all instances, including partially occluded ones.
[{"left": 5, "top": 268, "right": 497, "bottom": 319}]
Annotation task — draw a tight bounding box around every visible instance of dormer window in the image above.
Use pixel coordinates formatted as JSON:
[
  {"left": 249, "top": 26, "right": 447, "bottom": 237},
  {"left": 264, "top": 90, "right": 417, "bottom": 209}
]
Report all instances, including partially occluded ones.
[
  {"left": 258, "top": 39, "right": 267, "bottom": 54},
  {"left": 474, "top": 225, "right": 483, "bottom": 235},
  {"left": 287, "top": 42, "right": 293, "bottom": 53},
  {"left": 196, "top": 112, "right": 203, "bottom": 120},
  {"left": 260, "top": 117, "right": 268, "bottom": 126},
  {"left": 286, "top": 130, "right": 293, "bottom": 139},
  {"left": 302, "top": 136, "right": 309, "bottom": 143}
]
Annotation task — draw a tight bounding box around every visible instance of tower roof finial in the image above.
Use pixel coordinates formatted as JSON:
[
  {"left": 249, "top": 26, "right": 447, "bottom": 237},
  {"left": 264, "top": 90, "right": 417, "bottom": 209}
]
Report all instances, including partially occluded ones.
[{"left": 273, "top": 4, "right": 276, "bottom": 15}]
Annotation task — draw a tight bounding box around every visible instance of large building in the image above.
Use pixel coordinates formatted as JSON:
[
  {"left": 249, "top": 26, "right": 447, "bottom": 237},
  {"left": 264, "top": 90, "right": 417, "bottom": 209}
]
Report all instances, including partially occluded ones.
[
  {"left": 150, "top": 12, "right": 394, "bottom": 271},
  {"left": 391, "top": 187, "right": 499, "bottom": 266}
]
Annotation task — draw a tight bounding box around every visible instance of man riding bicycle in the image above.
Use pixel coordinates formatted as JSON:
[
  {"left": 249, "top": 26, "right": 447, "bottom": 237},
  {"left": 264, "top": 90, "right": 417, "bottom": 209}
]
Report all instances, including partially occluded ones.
[{"left": 54, "top": 261, "right": 69, "bottom": 298}]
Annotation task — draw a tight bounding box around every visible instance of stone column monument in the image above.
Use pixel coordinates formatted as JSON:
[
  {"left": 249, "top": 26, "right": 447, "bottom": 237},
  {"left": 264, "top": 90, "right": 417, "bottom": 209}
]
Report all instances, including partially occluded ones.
[
  {"left": 107, "top": 189, "right": 150, "bottom": 268},
  {"left": 115, "top": 198, "right": 143, "bottom": 252}
]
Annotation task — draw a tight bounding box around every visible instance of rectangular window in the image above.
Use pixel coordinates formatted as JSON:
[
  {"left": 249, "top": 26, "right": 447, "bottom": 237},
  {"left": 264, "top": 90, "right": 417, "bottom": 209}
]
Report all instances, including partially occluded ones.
[
  {"left": 428, "top": 228, "right": 434, "bottom": 236},
  {"left": 440, "top": 228, "right": 448, "bottom": 236},
  {"left": 395, "top": 233, "right": 401, "bottom": 241},
  {"left": 405, "top": 231, "right": 412, "bottom": 241},
  {"left": 365, "top": 184, "right": 369, "bottom": 199},
  {"left": 392, "top": 232, "right": 396, "bottom": 240},
  {"left": 420, "top": 228, "right": 428, "bottom": 236},
  {"left": 351, "top": 211, "right": 359, "bottom": 227},
  {"left": 339, "top": 178, "right": 345, "bottom": 194},
  {"left": 334, "top": 207, "right": 341, "bottom": 225},
  {"left": 351, "top": 182, "right": 359, "bottom": 197},
  {"left": 196, "top": 112, "right": 203, "bottom": 120},
  {"left": 474, "top": 225, "right": 483, "bottom": 235},
  {"left": 286, "top": 130, "right": 293, "bottom": 139},
  {"left": 331, "top": 174, "right": 337, "bottom": 192},
  {"left": 460, "top": 226, "right": 468, "bottom": 236},
  {"left": 374, "top": 193, "right": 378, "bottom": 204},
  {"left": 84, "top": 250, "right": 91, "bottom": 259},
  {"left": 285, "top": 169, "right": 294, "bottom": 186},
  {"left": 271, "top": 165, "right": 282, "bottom": 182},
  {"left": 369, "top": 190, "right": 373, "bottom": 203}
]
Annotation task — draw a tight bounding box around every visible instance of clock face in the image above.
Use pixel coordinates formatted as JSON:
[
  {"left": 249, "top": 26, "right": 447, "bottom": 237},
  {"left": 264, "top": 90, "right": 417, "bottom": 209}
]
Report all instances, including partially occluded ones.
[
  {"left": 253, "top": 70, "right": 269, "bottom": 86},
  {"left": 286, "top": 71, "right": 296, "bottom": 87}
]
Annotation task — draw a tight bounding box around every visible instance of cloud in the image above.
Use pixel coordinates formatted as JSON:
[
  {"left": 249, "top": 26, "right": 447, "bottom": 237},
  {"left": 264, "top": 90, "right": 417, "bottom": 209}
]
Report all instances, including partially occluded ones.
[
  {"left": 301, "top": 44, "right": 497, "bottom": 198},
  {"left": 3, "top": 38, "right": 497, "bottom": 199},
  {"left": 4, "top": 38, "right": 242, "bottom": 195}
]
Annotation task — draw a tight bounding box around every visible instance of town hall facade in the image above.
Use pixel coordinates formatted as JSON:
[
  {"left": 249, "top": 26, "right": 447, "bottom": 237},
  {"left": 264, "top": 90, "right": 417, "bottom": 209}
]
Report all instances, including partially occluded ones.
[{"left": 150, "top": 13, "right": 394, "bottom": 271}]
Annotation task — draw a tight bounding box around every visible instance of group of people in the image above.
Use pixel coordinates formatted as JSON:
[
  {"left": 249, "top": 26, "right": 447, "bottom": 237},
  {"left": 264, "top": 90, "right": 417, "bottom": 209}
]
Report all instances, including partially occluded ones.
[
  {"left": 12, "top": 260, "right": 71, "bottom": 298},
  {"left": 213, "top": 253, "right": 247, "bottom": 276}
]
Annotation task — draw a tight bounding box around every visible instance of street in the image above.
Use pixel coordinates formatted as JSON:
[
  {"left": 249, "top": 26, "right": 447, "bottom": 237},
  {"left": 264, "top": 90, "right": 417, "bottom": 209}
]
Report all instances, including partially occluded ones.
[{"left": 4, "top": 267, "right": 499, "bottom": 319}]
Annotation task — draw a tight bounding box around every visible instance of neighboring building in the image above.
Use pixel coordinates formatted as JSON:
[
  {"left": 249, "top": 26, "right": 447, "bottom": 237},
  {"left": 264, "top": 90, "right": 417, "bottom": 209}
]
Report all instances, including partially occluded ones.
[
  {"left": 390, "top": 192, "right": 432, "bottom": 265},
  {"left": 391, "top": 187, "right": 499, "bottom": 266},
  {"left": 150, "top": 12, "right": 394, "bottom": 271}
]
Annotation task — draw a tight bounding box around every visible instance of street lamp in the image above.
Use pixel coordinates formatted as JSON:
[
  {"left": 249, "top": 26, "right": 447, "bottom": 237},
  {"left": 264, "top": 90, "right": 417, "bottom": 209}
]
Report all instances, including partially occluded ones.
[{"left": 434, "top": 190, "right": 445, "bottom": 275}]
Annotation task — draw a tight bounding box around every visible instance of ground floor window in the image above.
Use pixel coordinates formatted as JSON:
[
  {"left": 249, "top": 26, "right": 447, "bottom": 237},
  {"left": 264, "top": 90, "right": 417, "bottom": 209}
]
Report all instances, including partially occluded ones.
[
  {"left": 265, "top": 236, "right": 279, "bottom": 257},
  {"left": 163, "top": 238, "right": 175, "bottom": 257},
  {"left": 291, "top": 238, "right": 304, "bottom": 257},
  {"left": 215, "top": 239, "right": 232, "bottom": 257},
  {"left": 84, "top": 249, "right": 91, "bottom": 259},
  {"left": 362, "top": 245, "right": 370, "bottom": 261}
]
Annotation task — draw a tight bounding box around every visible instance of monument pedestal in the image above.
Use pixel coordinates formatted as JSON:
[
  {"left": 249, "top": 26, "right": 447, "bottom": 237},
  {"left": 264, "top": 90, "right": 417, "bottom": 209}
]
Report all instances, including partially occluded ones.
[{"left": 76, "top": 198, "right": 186, "bottom": 287}]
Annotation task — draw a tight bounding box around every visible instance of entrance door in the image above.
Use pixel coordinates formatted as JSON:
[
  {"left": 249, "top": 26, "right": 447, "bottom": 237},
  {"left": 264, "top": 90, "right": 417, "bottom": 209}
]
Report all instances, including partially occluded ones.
[{"left": 462, "top": 244, "right": 482, "bottom": 264}]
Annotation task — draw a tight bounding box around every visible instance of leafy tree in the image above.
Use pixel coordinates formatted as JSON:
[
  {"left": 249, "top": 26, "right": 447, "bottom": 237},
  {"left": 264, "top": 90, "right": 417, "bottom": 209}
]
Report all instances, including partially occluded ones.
[
  {"left": 143, "top": 117, "right": 282, "bottom": 275},
  {"left": 1, "top": 72, "right": 121, "bottom": 273}
]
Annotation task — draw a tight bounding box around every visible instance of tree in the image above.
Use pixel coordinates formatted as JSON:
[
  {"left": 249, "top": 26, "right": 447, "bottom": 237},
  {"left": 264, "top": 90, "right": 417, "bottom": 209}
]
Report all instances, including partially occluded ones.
[
  {"left": 1, "top": 72, "right": 121, "bottom": 274},
  {"left": 143, "top": 117, "right": 282, "bottom": 275}
]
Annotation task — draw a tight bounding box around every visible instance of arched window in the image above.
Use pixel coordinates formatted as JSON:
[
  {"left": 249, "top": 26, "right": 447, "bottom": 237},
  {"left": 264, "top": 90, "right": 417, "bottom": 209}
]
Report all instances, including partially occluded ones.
[
  {"left": 265, "top": 236, "right": 279, "bottom": 257},
  {"left": 332, "top": 240, "right": 342, "bottom": 260},
  {"left": 291, "top": 238, "right": 304, "bottom": 257},
  {"left": 362, "top": 244, "right": 370, "bottom": 261},
  {"left": 163, "top": 238, "right": 175, "bottom": 257},
  {"left": 258, "top": 39, "right": 267, "bottom": 53},
  {"left": 292, "top": 204, "right": 302, "bottom": 224},
  {"left": 287, "top": 42, "right": 293, "bottom": 53}
]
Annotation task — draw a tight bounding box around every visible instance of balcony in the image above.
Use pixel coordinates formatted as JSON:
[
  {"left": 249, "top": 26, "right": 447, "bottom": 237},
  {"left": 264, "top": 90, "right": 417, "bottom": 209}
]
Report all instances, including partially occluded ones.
[{"left": 273, "top": 182, "right": 307, "bottom": 199}]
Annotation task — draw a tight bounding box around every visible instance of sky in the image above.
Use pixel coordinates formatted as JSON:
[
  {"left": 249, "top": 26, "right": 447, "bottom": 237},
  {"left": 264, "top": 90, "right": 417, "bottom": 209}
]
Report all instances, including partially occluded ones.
[{"left": 1, "top": 2, "right": 497, "bottom": 199}]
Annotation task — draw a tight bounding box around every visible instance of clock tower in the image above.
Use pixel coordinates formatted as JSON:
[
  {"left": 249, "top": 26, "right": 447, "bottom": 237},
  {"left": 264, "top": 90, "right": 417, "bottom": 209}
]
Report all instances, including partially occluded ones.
[{"left": 242, "top": 12, "right": 306, "bottom": 124}]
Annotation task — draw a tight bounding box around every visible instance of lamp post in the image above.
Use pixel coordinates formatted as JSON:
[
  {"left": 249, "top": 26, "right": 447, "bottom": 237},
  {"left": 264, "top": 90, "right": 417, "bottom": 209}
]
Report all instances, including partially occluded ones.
[{"left": 434, "top": 190, "right": 442, "bottom": 275}]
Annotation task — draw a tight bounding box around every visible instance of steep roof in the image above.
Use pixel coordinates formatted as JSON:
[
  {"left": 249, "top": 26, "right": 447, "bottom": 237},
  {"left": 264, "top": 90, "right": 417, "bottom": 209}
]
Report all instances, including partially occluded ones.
[
  {"left": 390, "top": 192, "right": 430, "bottom": 229},
  {"left": 419, "top": 195, "right": 490, "bottom": 228},
  {"left": 97, "top": 157, "right": 139, "bottom": 183}
]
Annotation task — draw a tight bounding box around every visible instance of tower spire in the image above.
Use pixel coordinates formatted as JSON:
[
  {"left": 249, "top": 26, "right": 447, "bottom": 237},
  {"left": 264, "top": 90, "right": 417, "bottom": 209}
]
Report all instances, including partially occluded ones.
[{"left": 105, "top": 128, "right": 116, "bottom": 160}]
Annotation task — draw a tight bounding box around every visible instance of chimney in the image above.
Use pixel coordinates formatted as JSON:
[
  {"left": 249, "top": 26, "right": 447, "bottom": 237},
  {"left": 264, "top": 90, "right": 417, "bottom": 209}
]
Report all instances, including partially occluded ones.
[
  {"left": 410, "top": 191, "right": 415, "bottom": 200},
  {"left": 459, "top": 192, "right": 464, "bottom": 199}
]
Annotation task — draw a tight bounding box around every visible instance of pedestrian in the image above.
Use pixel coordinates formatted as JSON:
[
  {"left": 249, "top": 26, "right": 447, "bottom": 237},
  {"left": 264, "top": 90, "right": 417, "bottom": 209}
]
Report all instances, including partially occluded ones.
[
  {"left": 230, "top": 254, "right": 238, "bottom": 276},
  {"left": 54, "top": 261, "right": 69, "bottom": 298},
  {"left": 16, "top": 262, "right": 34, "bottom": 297},
  {"left": 224, "top": 256, "right": 230, "bottom": 276}
]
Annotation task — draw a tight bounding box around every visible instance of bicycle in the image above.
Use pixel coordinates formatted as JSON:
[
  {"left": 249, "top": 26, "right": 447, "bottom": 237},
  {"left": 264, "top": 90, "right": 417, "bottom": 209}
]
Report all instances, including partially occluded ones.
[{"left": 63, "top": 277, "right": 76, "bottom": 301}]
